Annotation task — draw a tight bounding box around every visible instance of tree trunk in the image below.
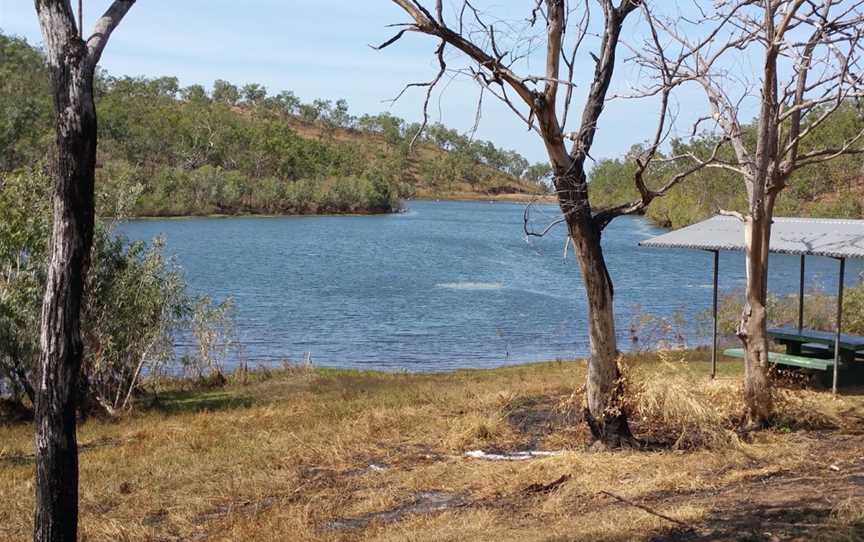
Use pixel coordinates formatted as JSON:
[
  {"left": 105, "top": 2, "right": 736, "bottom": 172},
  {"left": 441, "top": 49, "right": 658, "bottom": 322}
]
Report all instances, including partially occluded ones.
[
  {"left": 737, "top": 207, "right": 774, "bottom": 428},
  {"left": 559, "top": 173, "right": 635, "bottom": 447},
  {"left": 33, "top": 38, "right": 97, "bottom": 542}
]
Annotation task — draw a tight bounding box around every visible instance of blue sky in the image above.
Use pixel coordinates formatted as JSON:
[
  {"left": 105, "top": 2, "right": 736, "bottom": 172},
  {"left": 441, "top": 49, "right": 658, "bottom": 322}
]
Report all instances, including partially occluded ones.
[{"left": 1, "top": 0, "right": 712, "bottom": 164}]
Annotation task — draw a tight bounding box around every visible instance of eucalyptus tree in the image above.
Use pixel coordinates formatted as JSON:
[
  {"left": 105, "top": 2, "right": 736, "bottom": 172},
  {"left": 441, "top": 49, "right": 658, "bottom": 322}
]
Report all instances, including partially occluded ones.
[
  {"left": 379, "top": 0, "right": 719, "bottom": 446},
  {"left": 639, "top": 0, "right": 864, "bottom": 427},
  {"left": 32, "top": 1, "right": 135, "bottom": 540},
  {"left": 213, "top": 79, "right": 240, "bottom": 105},
  {"left": 241, "top": 83, "right": 268, "bottom": 105}
]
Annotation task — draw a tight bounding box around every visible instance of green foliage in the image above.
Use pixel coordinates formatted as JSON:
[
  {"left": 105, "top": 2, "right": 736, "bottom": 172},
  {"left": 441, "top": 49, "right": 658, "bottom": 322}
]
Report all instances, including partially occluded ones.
[
  {"left": 212, "top": 79, "right": 239, "bottom": 105},
  {"left": 0, "top": 33, "right": 51, "bottom": 170},
  {"left": 0, "top": 170, "right": 51, "bottom": 402},
  {"left": 2, "top": 31, "right": 538, "bottom": 217},
  {"left": 588, "top": 105, "right": 864, "bottom": 228},
  {"left": 0, "top": 170, "right": 233, "bottom": 411},
  {"left": 845, "top": 280, "right": 864, "bottom": 335},
  {"left": 709, "top": 279, "right": 864, "bottom": 338},
  {"left": 419, "top": 149, "right": 480, "bottom": 190},
  {"left": 318, "top": 175, "right": 398, "bottom": 213},
  {"left": 587, "top": 156, "right": 640, "bottom": 208},
  {"left": 523, "top": 162, "right": 553, "bottom": 188},
  {"left": 83, "top": 233, "right": 189, "bottom": 411},
  {"left": 183, "top": 296, "right": 237, "bottom": 382}
]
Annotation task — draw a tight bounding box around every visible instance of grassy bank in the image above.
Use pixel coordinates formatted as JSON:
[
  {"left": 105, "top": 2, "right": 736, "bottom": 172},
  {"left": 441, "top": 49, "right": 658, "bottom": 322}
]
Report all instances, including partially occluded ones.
[{"left": 2, "top": 352, "right": 864, "bottom": 541}]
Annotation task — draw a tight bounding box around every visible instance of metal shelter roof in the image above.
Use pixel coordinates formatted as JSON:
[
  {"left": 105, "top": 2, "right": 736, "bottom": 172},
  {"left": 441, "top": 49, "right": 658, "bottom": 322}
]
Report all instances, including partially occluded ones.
[{"left": 639, "top": 215, "right": 864, "bottom": 259}]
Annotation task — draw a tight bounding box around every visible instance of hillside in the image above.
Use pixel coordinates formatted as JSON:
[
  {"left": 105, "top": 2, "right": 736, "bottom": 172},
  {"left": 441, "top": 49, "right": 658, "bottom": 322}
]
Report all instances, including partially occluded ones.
[
  {"left": 0, "top": 32, "right": 550, "bottom": 217},
  {"left": 283, "top": 117, "right": 550, "bottom": 203}
]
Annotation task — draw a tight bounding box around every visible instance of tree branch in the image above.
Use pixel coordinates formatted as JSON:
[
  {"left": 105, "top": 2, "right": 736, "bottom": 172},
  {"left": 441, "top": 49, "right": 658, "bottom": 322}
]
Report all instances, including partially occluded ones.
[
  {"left": 592, "top": 136, "right": 727, "bottom": 229},
  {"left": 718, "top": 209, "right": 745, "bottom": 221},
  {"left": 86, "top": 0, "right": 136, "bottom": 67},
  {"left": 389, "top": 0, "right": 537, "bottom": 108}
]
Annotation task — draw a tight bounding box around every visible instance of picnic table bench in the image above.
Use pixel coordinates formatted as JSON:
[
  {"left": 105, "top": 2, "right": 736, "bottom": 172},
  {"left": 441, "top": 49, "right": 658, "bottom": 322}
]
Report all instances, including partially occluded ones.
[{"left": 722, "top": 347, "right": 833, "bottom": 371}]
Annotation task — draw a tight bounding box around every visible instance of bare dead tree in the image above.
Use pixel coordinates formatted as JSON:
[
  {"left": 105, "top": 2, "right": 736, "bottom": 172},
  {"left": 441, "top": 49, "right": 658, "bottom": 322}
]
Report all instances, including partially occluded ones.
[
  {"left": 33, "top": 1, "right": 135, "bottom": 540},
  {"left": 378, "top": 0, "right": 715, "bottom": 447},
  {"left": 638, "top": 0, "right": 864, "bottom": 428}
]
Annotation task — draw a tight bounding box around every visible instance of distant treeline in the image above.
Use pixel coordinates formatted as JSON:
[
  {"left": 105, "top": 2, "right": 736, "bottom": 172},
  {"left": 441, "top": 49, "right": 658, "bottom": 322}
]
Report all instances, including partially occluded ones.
[
  {"left": 588, "top": 104, "right": 864, "bottom": 228},
  {"left": 0, "top": 32, "right": 550, "bottom": 217}
]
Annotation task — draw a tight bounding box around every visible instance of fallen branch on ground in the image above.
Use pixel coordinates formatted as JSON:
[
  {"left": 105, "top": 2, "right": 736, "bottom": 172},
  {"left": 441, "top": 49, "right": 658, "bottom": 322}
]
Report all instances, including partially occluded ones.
[
  {"left": 523, "top": 474, "right": 571, "bottom": 494},
  {"left": 599, "top": 490, "right": 689, "bottom": 527}
]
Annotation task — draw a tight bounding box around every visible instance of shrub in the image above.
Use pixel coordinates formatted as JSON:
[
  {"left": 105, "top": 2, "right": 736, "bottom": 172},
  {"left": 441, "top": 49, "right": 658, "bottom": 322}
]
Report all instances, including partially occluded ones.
[
  {"left": 0, "top": 170, "right": 237, "bottom": 414},
  {"left": 83, "top": 235, "right": 189, "bottom": 413},
  {"left": 710, "top": 277, "right": 864, "bottom": 338}
]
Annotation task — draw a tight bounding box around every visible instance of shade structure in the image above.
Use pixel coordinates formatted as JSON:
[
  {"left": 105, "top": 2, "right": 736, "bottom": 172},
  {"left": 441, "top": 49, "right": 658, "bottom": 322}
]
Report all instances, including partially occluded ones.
[
  {"left": 639, "top": 215, "right": 864, "bottom": 392},
  {"left": 638, "top": 216, "right": 864, "bottom": 259}
]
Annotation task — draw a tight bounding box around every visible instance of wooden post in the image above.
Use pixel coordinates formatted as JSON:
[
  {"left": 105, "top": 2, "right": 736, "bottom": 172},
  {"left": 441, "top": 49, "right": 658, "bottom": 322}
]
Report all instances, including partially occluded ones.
[
  {"left": 832, "top": 258, "right": 845, "bottom": 395},
  {"left": 711, "top": 250, "right": 719, "bottom": 379},
  {"left": 797, "top": 254, "right": 805, "bottom": 334}
]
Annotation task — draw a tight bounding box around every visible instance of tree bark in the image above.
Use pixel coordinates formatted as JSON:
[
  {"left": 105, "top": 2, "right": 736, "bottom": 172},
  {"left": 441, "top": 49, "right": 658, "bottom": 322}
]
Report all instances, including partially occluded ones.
[
  {"left": 33, "top": 7, "right": 97, "bottom": 542},
  {"left": 33, "top": 2, "right": 134, "bottom": 538},
  {"left": 737, "top": 198, "right": 775, "bottom": 429},
  {"left": 558, "top": 171, "right": 635, "bottom": 447},
  {"left": 551, "top": 1, "right": 636, "bottom": 448}
]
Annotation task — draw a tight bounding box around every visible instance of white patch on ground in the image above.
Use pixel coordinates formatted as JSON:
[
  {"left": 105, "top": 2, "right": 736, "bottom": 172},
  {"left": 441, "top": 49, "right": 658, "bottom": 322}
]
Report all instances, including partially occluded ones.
[{"left": 464, "top": 450, "right": 563, "bottom": 461}]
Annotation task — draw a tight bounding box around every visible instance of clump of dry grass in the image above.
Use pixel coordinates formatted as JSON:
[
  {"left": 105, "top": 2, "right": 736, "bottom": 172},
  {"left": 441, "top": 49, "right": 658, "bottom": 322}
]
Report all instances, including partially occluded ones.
[
  {"left": 772, "top": 387, "right": 845, "bottom": 430},
  {"left": 627, "top": 351, "right": 742, "bottom": 449},
  {"left": 832, "top": 497, "right": 864, "bottom": 526},
  {"left": 627, "top": 349, "right": 853, "bottom": 450},
  {"left": 442, "top": 412, "right": 513, "bottom": 450}
]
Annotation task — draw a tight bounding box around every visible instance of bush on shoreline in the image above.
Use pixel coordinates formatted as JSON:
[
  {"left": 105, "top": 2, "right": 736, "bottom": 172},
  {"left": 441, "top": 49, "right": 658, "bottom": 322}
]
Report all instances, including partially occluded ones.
[
  {"left": 711, "top": 280, "right": 864, "bottom": 338},
  {"left": 0, "top": 170, "right": 234, "bottom": 414}
]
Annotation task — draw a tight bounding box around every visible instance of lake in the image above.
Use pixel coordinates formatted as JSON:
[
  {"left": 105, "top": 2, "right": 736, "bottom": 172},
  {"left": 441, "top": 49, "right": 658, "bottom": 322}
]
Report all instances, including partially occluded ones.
[{"left": 119, "top": 200, "right": 863, "bottom": 371}]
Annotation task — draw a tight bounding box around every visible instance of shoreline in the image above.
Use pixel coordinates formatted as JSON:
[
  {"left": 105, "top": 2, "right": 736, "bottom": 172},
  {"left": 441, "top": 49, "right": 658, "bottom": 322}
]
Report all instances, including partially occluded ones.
[
  {"left": 413, "top": 192, "right": 557, "bottom": 204},
  {"left": 153, "top": 343, "right": 716, "bottom": 378},
  {"left": 114, "top": 193, "right": 558, "bottom": 221}
]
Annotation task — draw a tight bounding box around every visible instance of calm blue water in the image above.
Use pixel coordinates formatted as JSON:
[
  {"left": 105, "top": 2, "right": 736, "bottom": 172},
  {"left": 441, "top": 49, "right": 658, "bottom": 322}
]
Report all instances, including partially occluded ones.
[{"left": 118, "top": 200, "right": 863, "bottom": 371}]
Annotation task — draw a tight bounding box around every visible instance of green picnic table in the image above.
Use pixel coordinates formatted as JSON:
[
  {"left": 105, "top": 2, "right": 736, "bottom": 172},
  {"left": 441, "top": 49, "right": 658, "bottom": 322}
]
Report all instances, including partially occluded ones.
[{"left": 768, "top": 326, "right": 864, "bottom": 363}]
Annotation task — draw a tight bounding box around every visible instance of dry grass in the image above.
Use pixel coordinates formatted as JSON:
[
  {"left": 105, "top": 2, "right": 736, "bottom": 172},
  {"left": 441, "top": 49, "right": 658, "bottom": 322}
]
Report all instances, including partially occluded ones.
[
  {"left": 627, "top": 352, "right": 743, "bottom": 449},
  {"left": 2, "top": 352, "right": 864, "bottom": 541}
]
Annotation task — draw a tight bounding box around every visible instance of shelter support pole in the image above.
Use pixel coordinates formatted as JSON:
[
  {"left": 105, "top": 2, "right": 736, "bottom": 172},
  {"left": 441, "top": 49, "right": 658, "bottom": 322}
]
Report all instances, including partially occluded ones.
[
  {"left": 711, "top": 250, "right": 719, "bottom": 379},
  {"left": 833, "top": 258, "right": 845, "bottom": 395},
  {"left": 798, "top": 255, "right": 805, "bottom": 333}
]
